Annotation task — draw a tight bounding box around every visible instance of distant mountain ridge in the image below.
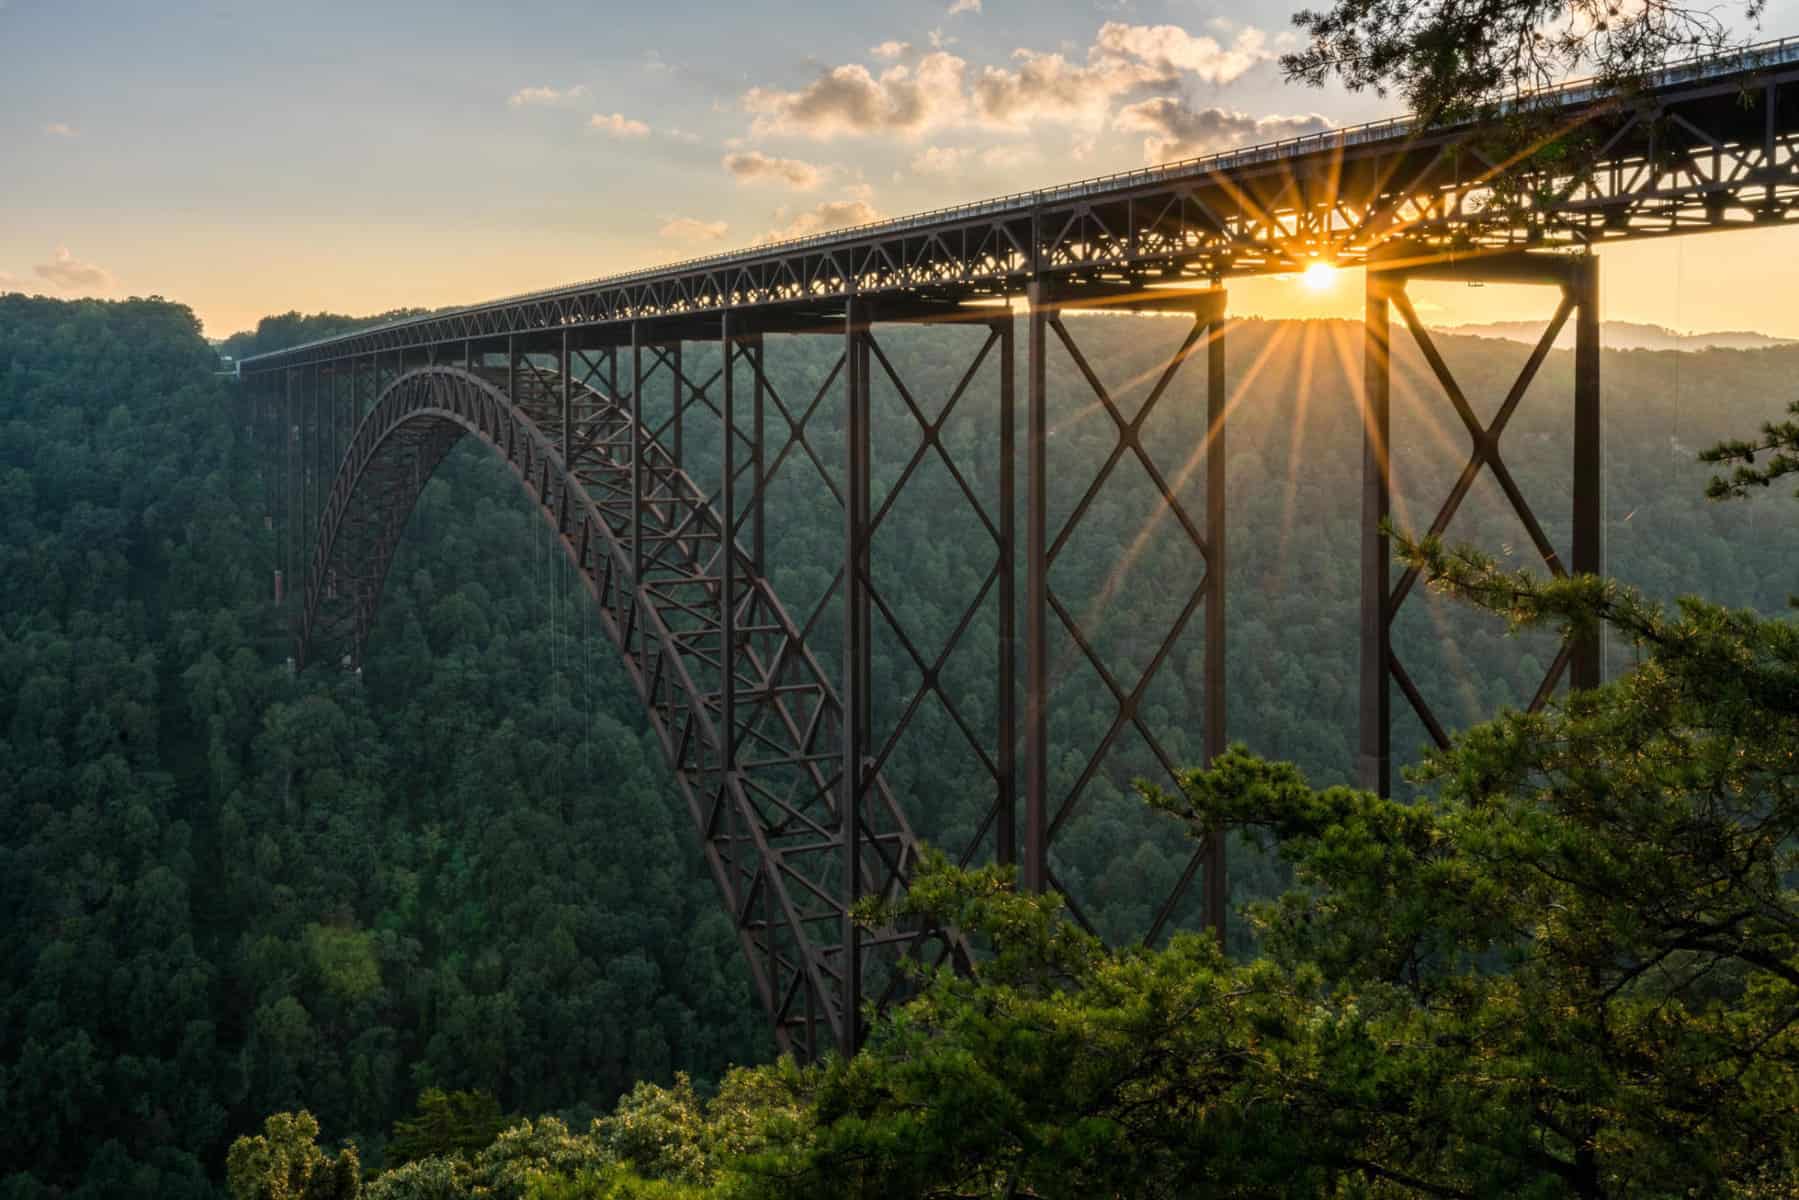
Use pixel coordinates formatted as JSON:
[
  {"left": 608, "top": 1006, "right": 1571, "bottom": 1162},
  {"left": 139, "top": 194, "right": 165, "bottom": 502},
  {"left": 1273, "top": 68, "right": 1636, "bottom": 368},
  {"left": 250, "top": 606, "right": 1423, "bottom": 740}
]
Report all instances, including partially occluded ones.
[{"left": 1444, "top": 319, "right": 1796, "bottom": 352}]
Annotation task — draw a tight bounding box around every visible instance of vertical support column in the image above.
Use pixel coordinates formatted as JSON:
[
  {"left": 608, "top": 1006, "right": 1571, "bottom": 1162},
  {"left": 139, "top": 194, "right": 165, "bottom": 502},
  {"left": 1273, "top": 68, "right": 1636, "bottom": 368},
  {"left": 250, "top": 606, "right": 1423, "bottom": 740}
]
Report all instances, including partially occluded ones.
[
  {"left": 996, "top": 313, "right": 1017, "bottom": 869},
  {"left": 283, "top": 368, "right": 295, "bottom": 589},
  {"left": 841, "top": 297, "right": 872, "bottom": 1055},
  {"left": 305, "top": 365, "right": 317, "bottom": 569},
  {"left": 1203, "top": 302, "right": 1229, "bottom": 943},
  {"left": 1569, "top": 255, "right": 1603, "bottom": 690},
  {"left": 751, "top": 335, "right": 767, "bottom": 574},
  {"left": 670, "top": 341, "right": 685, "bottom": 473},
  {"left": 631, "top": 322, "right": 646, "bottom": 583},
  {"left": 1022, "top": 281, "right": 1050, "bottom": 894},
  {"left": 1361, "top": 269, "right": 1395, "bottom": 797},
  {"left": 721, "top": 312, "right": 739, "bottom": 777},
  {"left": 560, "top": 330, "right": 572, "bottom": 459},
  {"left": 507, "top": 336, "right": 517, "bottom": 409},
  {"left": 302, "top": 365, "right": 314, "bottom": 561},
  {"left": 327, "top": 365, "right": 337, "bottom": 490}
]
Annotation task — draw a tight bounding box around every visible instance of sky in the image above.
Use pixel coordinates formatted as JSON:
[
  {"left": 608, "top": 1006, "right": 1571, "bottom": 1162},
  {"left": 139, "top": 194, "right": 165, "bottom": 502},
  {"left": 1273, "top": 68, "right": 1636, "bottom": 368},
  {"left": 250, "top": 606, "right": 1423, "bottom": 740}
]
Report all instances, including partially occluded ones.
[{"left": 3, "top": 0, "right": 1798, "bottom": 338}]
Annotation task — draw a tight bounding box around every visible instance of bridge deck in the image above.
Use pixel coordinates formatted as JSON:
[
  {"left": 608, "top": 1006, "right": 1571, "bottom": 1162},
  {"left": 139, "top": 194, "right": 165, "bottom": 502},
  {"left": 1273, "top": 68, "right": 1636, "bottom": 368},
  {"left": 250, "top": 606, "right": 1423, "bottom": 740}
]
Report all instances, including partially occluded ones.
[{"left": 240, "top": 37, "right": 1799, "bottom": 371}]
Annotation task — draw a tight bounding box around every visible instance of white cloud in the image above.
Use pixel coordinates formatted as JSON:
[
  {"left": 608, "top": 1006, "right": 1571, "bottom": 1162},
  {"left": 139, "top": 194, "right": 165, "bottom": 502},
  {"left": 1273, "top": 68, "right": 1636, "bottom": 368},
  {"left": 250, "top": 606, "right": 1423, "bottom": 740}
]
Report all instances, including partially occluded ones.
[
  {"left": 972, "top": 24, "right": 1270, "bottom": 131},
  {"left": 744, "top": 52, "right": 968, "bottom": 139},
  {"left": 1114, "top": 97, "right": 1331, "bottom": 163},
  {"left": 508, "top": 84, "right": 589, "bottom": 107},
  {"left": 742, "top": 21, "right": 1273, "bottom": 140},
  {"left": 972, "top": 51, "right": 1120, "bottom": 129},
  {"left": 757, "top": 198, "right": 882, "bottom": 243},
  {"left": 947, "top": 0, "right": 981, "bottom": 13},
  {"left": 665, "top": 127, "right": 703, "bottom": 144},
  {"left": 723, "top": 150, "right": 826, "bottom": 189},
  {"left": 659, "top": 217, "right": 730, "bottom": 242},
  {"left": 869, "top": 40, "right": 911, "bottom": 60},
  {"left": 33, "top": 246, "right": 112, "bottom": 292},
  {"left": 43, "top": 122, "right": 76, "bottom": 138},
  {"left": 1092, "top": 22, "right": 1268, "bottom": 84},
  {"left": 909, "top": 146, "right": 967, "bottom": 175},
  {"left": 591, "top": 112, "right": 651, "bottom": 137}
]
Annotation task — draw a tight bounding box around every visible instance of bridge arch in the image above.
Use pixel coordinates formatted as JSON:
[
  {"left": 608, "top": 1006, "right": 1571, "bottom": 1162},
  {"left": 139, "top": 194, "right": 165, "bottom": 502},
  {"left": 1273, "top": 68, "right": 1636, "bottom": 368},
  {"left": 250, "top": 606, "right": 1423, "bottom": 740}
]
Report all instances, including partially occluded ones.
[{"left": 301, "top": 364, "right": 943, "bottom": 1060}]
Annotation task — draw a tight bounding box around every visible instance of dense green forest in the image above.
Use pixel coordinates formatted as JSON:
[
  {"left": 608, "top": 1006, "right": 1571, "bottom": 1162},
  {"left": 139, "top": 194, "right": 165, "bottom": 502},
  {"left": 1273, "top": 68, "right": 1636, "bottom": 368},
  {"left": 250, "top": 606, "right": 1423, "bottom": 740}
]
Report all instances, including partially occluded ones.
[
  {"left": 2, "top": 292, "right": 1794, "bottom": 1195},
  {"left": 0, "top": 296, "right": 766, "bottom": 1197}
]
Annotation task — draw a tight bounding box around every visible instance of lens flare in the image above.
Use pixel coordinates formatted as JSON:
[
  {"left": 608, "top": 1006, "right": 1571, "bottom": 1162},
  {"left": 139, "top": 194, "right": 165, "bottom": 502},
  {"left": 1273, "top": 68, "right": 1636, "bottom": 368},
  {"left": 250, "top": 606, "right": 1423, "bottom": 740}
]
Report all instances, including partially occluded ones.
[{"left": 1302, "top": 261, "right": 1337, "bottom": 291}]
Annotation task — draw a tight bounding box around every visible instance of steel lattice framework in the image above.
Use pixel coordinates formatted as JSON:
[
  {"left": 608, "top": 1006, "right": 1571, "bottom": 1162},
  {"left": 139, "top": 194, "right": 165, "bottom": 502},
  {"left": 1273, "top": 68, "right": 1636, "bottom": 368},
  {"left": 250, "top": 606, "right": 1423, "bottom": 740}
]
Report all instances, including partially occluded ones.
[{"left": 238, "top": 39, "right": 1799, "bottom": 1057}]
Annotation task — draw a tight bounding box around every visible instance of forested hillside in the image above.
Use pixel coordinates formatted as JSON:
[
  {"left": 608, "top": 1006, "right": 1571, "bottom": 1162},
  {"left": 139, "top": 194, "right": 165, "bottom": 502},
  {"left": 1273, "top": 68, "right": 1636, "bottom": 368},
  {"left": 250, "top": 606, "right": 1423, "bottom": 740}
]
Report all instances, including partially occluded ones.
[
  {"left": 2, "top": 293, "right": 1794, "bottom": 1195},
  {"left": 0, "top": 297, "right": 766, "bottom": 1197}
]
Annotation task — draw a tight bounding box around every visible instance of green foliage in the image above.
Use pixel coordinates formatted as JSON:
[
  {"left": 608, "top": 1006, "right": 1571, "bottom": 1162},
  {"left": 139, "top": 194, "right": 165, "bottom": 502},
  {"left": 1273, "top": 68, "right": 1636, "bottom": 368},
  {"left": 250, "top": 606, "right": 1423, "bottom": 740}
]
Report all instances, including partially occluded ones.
[
  {"left": 1281, "top": 0, "right": 1764, "bottom": 121},
  {"left": 225, "top": 1112, "right": 362, "bottom": 1200},
  {"left": 592, "top": 1077, "right": 708, "bottom": 1185},
  {"left": 1702, "top": 396, "right": 1799, "bottom": 500},
  {"left": 8, "top": 293, "right": 1799, "bottom": 1195},
  {"left": 0, "top": 294, "right": 767, "bottom": 1195},
  {"left": 216, "top": 310, "right": 437, "bottom": 364},
  {"left": 387, "top": 1090, "right": 509, "bottom": 1167},
  {"left": 305, "top": 924, "right": 384, "bottom": 1005},
  {"left": 737, "top": 527, "right": 1799, "bottom": 1196}
]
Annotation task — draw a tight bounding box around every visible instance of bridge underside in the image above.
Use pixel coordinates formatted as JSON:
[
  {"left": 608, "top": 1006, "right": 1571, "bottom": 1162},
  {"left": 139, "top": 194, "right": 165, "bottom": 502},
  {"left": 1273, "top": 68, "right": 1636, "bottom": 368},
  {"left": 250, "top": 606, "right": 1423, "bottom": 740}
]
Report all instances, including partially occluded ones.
[{"left": 241, "top": 241, "right": 1614, "bottom": 1058}]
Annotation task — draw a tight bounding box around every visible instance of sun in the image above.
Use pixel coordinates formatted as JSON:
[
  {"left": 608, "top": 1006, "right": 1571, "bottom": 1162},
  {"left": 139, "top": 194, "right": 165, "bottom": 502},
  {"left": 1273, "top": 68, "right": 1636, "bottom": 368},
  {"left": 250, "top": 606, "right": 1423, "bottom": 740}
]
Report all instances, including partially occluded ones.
[{"left": 1302, "top": 261, "right": 1338, "bottom": 291}]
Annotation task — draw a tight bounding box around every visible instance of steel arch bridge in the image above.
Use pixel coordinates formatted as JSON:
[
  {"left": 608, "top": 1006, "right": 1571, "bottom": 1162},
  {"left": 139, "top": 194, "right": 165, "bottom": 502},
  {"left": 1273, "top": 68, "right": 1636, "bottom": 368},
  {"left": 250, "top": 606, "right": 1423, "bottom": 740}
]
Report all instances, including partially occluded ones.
[{"left": 238, "top": 38, "right": 1799, "bottom": 1059}]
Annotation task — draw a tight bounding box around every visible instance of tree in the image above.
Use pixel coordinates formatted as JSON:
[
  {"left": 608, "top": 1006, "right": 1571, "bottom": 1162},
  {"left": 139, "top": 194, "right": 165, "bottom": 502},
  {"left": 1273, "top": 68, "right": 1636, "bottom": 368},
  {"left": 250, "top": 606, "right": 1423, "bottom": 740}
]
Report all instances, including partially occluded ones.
[
  {"left": 743, "top": 518, "right": 1798, "bottom": 1195},
  {"left": 387, "top": 1090, "right": 509, "bottom": 1168},
  {"left": 1703, "top": 398, "right": 1799, "bottom": 499},
  {"left": 1282, "top": 0, "right": 1768, "bottom": 122},
  {"left": 225, "top": 1112, "right": 362, "bottom": 1200}
]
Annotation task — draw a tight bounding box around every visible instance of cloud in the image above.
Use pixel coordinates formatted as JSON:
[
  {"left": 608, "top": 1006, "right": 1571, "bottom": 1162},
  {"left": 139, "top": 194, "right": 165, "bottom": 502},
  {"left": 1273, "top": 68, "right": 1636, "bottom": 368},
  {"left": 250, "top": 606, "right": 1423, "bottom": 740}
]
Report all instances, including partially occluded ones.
[
  {"left": 33, "top": 247, "right": 112, "bottom": 292},
  {"left": 1092, "top": 22, "right": 1268, "bottom": 84},
  {"left": 723, "top": 150, "right": 825, "bottom": 189},
  {"left": 744, "top": 52, "right": 969, "bottom": 139},
  {"left": 742, "top": 22, "right": 1273, "bottom": 140},
  {"left": 509, "top": 84, "right": 589, "bottom": 107},
  {"left": 909, "top": 146, "right": 967, "bottom": 175},
  {"left": 946, "top": 0, "right": 981, "bottom": 13},
  {"left": 981, "top": 143, "right": 1039, "bottom": 168},
  {"left": 1114, "top": 98, "right": 1331, "bottom": 163},
  {"left": 43, "top": 122, "right": 76, "bottom": 137},
  {"left": 757, "top": 198, "right": 881, "bottom": 243},
  {"left": 972, "top": 25, "right": 1270, "bottom": 130},
  {"left": 659, "top": 217, "right": 730, "bottom": 242},
  {"left": 591, "top": 112, "right": 651, "bottom": 137},
  {"left": 971, "top": 52, "right": 1120, "bottom": 129}
]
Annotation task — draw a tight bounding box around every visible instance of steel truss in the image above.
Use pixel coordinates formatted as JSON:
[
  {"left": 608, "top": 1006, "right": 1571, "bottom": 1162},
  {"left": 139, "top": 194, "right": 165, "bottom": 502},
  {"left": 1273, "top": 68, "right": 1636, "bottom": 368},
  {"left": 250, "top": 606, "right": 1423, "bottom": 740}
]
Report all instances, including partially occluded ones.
[
  {"left": 240, "top": 46, "right": 1798, "bottom": 378},
  {"left": 1360, "top": 249, "right": 1601, "bottom": 795},
  {"left": 233, "top": 37, "right": 1799, "bottom": 1047},
  {"left": 249, "top": 268, "right": 1242, "bottom": 1055},
  {"left": 293, "top": 340, "right": 979, "bottom": 1060},
  {"left": 1020, "top": 286, "right": 1229, "bottom": 943}
]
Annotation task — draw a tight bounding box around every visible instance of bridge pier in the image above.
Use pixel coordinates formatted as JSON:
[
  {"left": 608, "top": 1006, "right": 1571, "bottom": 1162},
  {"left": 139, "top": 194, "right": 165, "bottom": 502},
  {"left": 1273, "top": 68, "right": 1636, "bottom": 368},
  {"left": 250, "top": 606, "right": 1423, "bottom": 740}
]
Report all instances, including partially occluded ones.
[
  {"left": 1022, "top": 282, "right": 1230, "bottom": 945},
  {"left": 1360, "top": 249, "right": 1603, "bottom": 796}
]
